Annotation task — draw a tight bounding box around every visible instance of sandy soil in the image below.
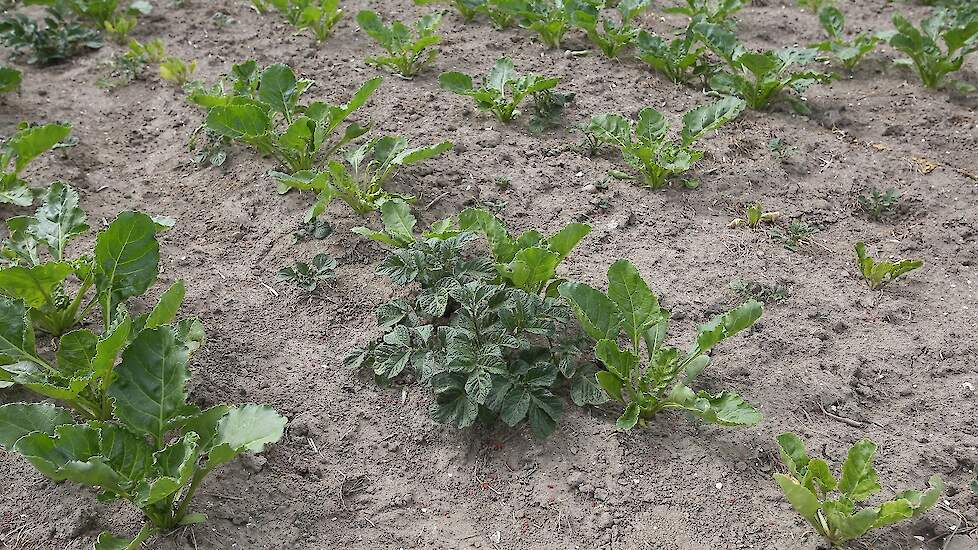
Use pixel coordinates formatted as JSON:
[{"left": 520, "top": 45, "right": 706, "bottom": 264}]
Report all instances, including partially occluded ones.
[{"left": 1, "top": 0, "right": 977, "bottom": 549}]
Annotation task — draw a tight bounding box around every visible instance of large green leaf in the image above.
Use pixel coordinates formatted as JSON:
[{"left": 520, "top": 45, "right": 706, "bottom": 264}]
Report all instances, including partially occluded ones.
[
  {"left": 14, "top": 424, "right": 124, "bottom": 491},
  {"left": 0, "top": 295, "right": 37, "bottom": 364},
  {"left": 258, "top": 64, "right": 303, "bottom": 119},
  {"left": 5, "top": 123, "right": 72, "bottom": 174},
  {"left": 0, "top": 66, "right": 21, "bottom": 94},
  {"left": 0, "top": 262, "right": 73, "bottom": 308},
  {"left": 32, "top": 181, "right": 89, "bottom": 260},
  {"left": 56, "top": 329, "right": 97, "bottom": 376},
  {"left": 94, "top": 211, "right": 160, "bottom": 322},
  {"left": 558, "top": 281, "right": 623, "bottom": 341},
  {"left": 838, "top": 439, "right": 880, "bottom": 501},
  {"left": 206, "top": 104, "right": 271, "bottom": 139},
  {"left": 108, "top": 327, "right": 190, "bottom": 443},
  {"left": 545, "top": 223, "right": 591, "bottom": 261},
  {"left": 606, "top": 260, "right": 659, "bottom": 349},
  {"left": 693, "top": 300, "right": 761, "bottom": 355},
  {"left": 205, "top": 404, "right": 287, "bottom": 469},
  {"left": 134, "top": 432, "right": 200, "bottom": 506},
  {"left": 487, "top": 57, "right": 516, "bottom": 92},
  {"left": 775, "top": 473, "right": 822, "bottom": 526},
  {"left": 680, "top": 96, "right": 746, "bottom": 146},
  {"left": 0, "top": 403, "right": 73, "bottom": 448},
  {"left": 458, "top": 208, "right": 516, "bottom": 262},
  {"left": 507, "top": 247, "right": 559, "bottom": 293},
  {"left": 143, "top": 280, "right": 185, "bottom": 329}
]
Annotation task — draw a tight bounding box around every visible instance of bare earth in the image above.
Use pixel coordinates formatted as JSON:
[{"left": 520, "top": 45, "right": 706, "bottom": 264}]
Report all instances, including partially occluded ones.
[{"left": 1, "top": 0, "right": 977, "bottom": 549}]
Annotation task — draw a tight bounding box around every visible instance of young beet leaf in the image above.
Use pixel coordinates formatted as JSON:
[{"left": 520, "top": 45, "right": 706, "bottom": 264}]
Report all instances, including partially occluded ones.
[
  {"left": 854, "top": 242, "right": 922, "bottom": 291},
  {"left": 262, "top": 0, "right": 343, "bottom": 41},
  {"left": 192, "top": 62, "right": 382, "bottom": 174},
  {"left": 571, "top": 0, "right": 651, "bottom": 58},
  {"left": 159, "top": 55, "right": 198, "bottom": 87},
  {"left": 414, "top": 0, "right": 487, "bottom": 23},
  {"left": 0, "top": 324, "right": 286, "bottom": 549},
  {"left": 357, "top": 10, "right": 443, "bottom": 79},
  {"left": 352, "top": 200, "right": 461, "bottom": 248},
  {"left": 695, "top": 22, "right": 833, "bottom": 110},
  {"left": 635, "top": 27, "right": 707, "bottom": 84},
  {"left": 665, "top": 0, "right": 745, "bottom": 25},
  {"left": 272, "top": 136, "right": 453, "bottom": 218},
  {"left": 812, "top": 6, "right": 884, "bottom": 70},
  {"left": 440, "top": 57, "right": 561, "bottom": 123},
  {"left": 581, "top": 96, "right": 746, "bottom": 188},
  {"left": 498, "top": 0, "right": 578, "bottom": 49},
  {"left": 775, "top": 433, "right": 943, "bottom": 548},
  {"left": 559, "top": 260, "right": 763, "bottom": 430},
  {"left": 0, "top": 65, "right": 21, "bottom": 94},
  {"left": 1, "top": 122, "right": 73, "bottom": 206},
  {"left": 888, "top": 10, "right": 978, "bottom": 89}
]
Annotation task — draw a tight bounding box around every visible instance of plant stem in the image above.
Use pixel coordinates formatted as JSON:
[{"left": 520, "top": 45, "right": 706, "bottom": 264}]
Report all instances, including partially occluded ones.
[
  {"left": 125, "top": 522, "right": 156, "bottom": 550},
  {"left": 172, "top": 467, "right": 209, "bottom": 523}
]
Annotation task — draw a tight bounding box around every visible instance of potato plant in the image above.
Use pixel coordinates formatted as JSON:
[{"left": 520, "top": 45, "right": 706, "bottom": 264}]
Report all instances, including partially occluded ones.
[
  {"left": 356, "top": 10, "right": 443, "bottom": 79},
  {"left": 347, "top": 211, "right": 604, "bottom": 438},
  {"left": 440, "top": 57, "right": 563, "bottom": 123},
  {"left": 579, "top": 96, "right": 746, "bottom": 188},
  {"left": 0, "top": 6, "right": 103, "bottom": 65},
  {"left": 887, "top": 9, "right": 978, "bottom": 89},
  {"left": 0, "top": 324, "right": 286, "bottom": 550},
  {"left": 775, "top": 433, "right": 943, "bottom": 548},
  {"left": 854, "top": 242, "right": 922, "bottom": 291},
  {"left": 559, "top": 260, "right": 763, "bottom": 430},
  {"left": 571, "top": 0, "right": 651, "bottom": 58},
  {"left": 695, "top": 22, "right": 833, "bottom": 110},
  {"left": 1, "top": 122, "right": 72, "bottom": 206},
  {"left": 190, "top": 61, "right": 382, "bottom": 175}
]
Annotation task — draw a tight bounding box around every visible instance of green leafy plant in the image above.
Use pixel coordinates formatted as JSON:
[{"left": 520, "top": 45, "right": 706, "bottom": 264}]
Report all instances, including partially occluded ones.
[
  {"left": 347, "top": 213, "right": 604, "bottom": 438},
  {"left": 854, "top": 242, "right": 922, "bottom": 291},
  {"left": 856, "top": 188, "right": 899, "bottom": 221},
  {"left": 272, "top": 136, "right": 452, "bottom": 218},
  {"left": 357, "top": 10, "right": 443, "bottom": 79},
  {"left": 769, "top": 220, "right": 816, "bottom": 252},
  {"left": 439, "top": 57, "right": 562, "bottom": 123},
  {"left": 695, "top": 22, "right": 834, "bottom": 110},
  {"left": 729, "top": 202, "right": 779, "bottom": 228},
  {"left": 415, "top": 0, "right": 487, "bottom": 22},
  {"left": 775, "top": 433, "right": 943, "bottom": 548},
  {"left": 559, "top": 259, "right": 762, "bottom": 430},
  {"left": 580, "top": 96, "right": 746, "bottom": 188},
  {"left": 159, "top": 55, "right": 198, "bottom": 87},
  {"left": 277, "top": 253, "right": 336, "bottom": 293},
  {"left": 497, "top": 0, "right": 581, "bottom": 49},
  {"left": 767, "top": 136, "right": 797, "bottom": 160},
  {"left": 812, "top": 6, "right": 884, "bottom": 70},
  {"left": 635, "top": 27, "right": 707, "bottom": 84},
  {"left": 0, "top": 65, "right": 22, "bottom": 94},
  {"left": 96, "top": 39, "right": 164, "bottom": 90},
  {"left": 571, "top": 0, "right": 650, "bottom": 58},
  {"left": 666, "top": 0, "right": 745, "bottom": 25},
  {"left": 529, "top": 89, "right": 574, "bottom": 133},
  {"left": 0, "top": 326, "right": 286, "bottom": 549},
  {"left": 190, "top": 61, "right": 382, "bottom": 175},
  {"left": 293, "top": 217, "right": 333, "bottom": 243},
  {"left": 261, "top": 0, "right": 343, "bottom": 41},
  {"left": 0, "top": 7, "right": 103, "bottom": 65},
  {"left": 187, "top": 127, "right": 230, "bottom": 169},
  {"left": 887, "top": 9, "right": 978, "bottom": 89},
  {"left": 1, "top": 122, "right": 73, "bottom": 206}
]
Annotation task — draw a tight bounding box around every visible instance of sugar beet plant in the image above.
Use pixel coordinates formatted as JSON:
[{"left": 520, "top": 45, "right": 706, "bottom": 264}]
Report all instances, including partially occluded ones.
[
  {"left": 775, "top": 434, "right": 943, "bottom": 548},
  {"left": 666, "top": 0, "right": 745, "bottom": 26},
  {"left": 560, "top": 260, "right": 762, "bottom": 430},
  {"left": 571, "top": 0, "right": 651, "bottom": 58},
  {"left": 1, "top": 121, "right": 72, "bottom": 206},
  {"left": 347, "top": 209, "right": 607, "bottom": 438},
  {"left": 0, "top": 324, "right": 286, "bottom": 549},
  {"left": 695, "top": 22, "right": 833, "bottom": 111},
  {"left": 190, "top": 61, "right": 381, "bottom": 174},
  {"left": 252, "top": 0, "right": 343, "bottom": 42},
  {"left": 357, "top": 10, "right": 443, "bottom": 79},
  {"left": 854, "top": 242, "right": 922, "bottom": 291},
  {"left": 635, "top": 26, "right": 708, "bottom": 84},
  {"left": 887, "top": 9, "right": 978, "bottom": 89},
  {"left": 579, "top": 96, "right": 746, "bottom": 188},
  {"left": 440, "top": 57, "right": 564, "bottom": 124},
  {"left": 812, "top": 6, "right": 885, "bottom": 71}
]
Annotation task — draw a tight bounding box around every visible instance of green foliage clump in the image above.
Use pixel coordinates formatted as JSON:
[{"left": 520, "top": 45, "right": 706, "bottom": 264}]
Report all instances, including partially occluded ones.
[
  {"left": 357, "top": 10, "right": 443, "bottom": 79},
  {"left": 571, "top": 0, "right": 651, "bottom": 58},
  {"left": 0, "top": 6, "right": 103, "bottom": 65},
  {"left": 854, "top": 242, "right": 922, "bottom": 291},
  {"left": 887, "top": 8, "right": 978, "bottom": 89},
  {"left": 812, "top": 6, "right": 885, "bottom": 70},
  {"left": 775, "top": 433, "right": 943, "bottom": 548},
  {"left": 439, "top": 57, "right": 564, "bottom": 123},
  {"left": 560, "top": 260, "right": 762, "bottom": 430},
  {"left": 1, "top": 122, "right": 72, "bottom": 206},
  {"left": 253, "top": 0, "right": 343, "bottom": 42}
]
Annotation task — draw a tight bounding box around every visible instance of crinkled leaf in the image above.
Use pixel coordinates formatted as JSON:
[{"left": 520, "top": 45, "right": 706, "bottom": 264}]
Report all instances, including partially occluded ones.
[{"left": 0, "top": 403, "right": 73, "bottom": 448}]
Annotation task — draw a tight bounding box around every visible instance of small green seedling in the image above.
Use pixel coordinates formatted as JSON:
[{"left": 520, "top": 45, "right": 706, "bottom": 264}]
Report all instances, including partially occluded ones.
[
  {"left": 666, "top": 0, "right": 745, "bottom": 25},
  {"left": 635, "top": 27, "right": 707, "bottom": 84},
  {"left": 770, "top": 221, "right": 816, "bottom": 252},
  {"left": 695, "top": 22, "right": 834, "bottom": 111},
  {"left": 439, "top": 57, "right": 562, "bottom": 123},
  {"left": 775, "top": 433, "right": 943, "bottom": 549},
  {"left": 96, "top": 38, "right": 165, "bottom": 89},
  {"left": 415, "top": 0, "right": 487, "bottom": 23},
  {"left": 729, "top": 203, "right": 779, "bottom": 228},
  {"left": 729, "top": 279, "right": 789, "bottom": 304},
  {"left": 0, "top": 65, "right": 22, "bottom": 94},
  {"left": 857, "top": 188, "right": 900, "bottom": 221},
  {"left": 812, "top": 6, "right": 884, "bottom": 71},
  {"left": 887, "top": 9, "right": 978, "bottom": 89},
  {"left": 571, "top": 0, "right": 651, "bottom": 58},
  {"left": 854, "top": 242, "right": 922, "bottom": 291},
  {"left": 357, "top": 11, "right": 443, "bottom": 79},
  {"left": 277, "top": 253, "right": 337, "bottom": 293},
  {"left": 1, "top": 122, "right": 73, "bottom": 206},
  {"left": 159, "top": 55, "right": 198, "bottom": 87},
  {"left": 767, "top": 137, "right": 798, "bottom": 160},
  {"left": 581, "top": 96, "right": 746, "bottom": 188},
  {"left": 499, "top": 0, "right": 577, "bottom": 49},
  {"left": 272, "top": 136, "right": 452, "bottom": 218},
  {"left": 261, "top": 0, "right": 343, "bottom": 41},
  {"left": 559, "top": 260, "right": 763, "bottom": 430}
]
